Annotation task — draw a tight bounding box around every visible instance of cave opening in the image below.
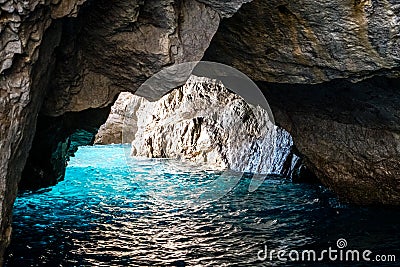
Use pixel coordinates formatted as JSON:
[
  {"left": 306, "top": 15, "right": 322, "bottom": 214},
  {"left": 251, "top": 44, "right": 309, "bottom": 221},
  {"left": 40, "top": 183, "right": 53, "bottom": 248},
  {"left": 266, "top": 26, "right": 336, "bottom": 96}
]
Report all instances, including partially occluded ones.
[
  {"left": 19, "top": 106, "right": 112, "bottom": 191},
  {"left": 19, "top": 59, "right": 314, "bottom": 191},
  {"left": 9, "top": 74, "right": 400, "bottom": 266},
  {"left": 9, "top": 63, "right": 324, "bottom": 265}
]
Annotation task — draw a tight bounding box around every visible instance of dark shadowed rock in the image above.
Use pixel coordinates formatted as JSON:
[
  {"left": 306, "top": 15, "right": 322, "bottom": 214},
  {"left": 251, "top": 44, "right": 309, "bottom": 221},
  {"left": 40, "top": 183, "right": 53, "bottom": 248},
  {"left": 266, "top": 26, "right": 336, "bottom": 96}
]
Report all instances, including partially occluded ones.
[
  {"left": 196, "top": 0, "right": 252, "bottom": 17},
  {"left": 42, "top": 0, "right": 220, "bottom": 116},
  {"left": 261, "top": 77, "right": 400, "bottom": 204},
  {"left": 204, "top": 0, "right": 400, "bottom": 204}
]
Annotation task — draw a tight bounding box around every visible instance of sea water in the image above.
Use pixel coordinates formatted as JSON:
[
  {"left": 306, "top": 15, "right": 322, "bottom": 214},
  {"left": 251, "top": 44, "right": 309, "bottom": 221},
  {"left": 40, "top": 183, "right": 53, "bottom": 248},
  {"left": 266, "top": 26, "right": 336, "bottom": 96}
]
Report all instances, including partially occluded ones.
[{"left": 5, "top": 145, "right": 400, "bottom": 266}]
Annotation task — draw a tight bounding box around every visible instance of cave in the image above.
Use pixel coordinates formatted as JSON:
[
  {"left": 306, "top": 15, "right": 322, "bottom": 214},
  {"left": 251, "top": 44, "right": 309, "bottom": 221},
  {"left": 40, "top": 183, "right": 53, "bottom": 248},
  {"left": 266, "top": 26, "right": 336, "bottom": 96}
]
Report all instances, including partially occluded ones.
[{"left": 1, "top": 0, "right": 400, "bottom": 265}]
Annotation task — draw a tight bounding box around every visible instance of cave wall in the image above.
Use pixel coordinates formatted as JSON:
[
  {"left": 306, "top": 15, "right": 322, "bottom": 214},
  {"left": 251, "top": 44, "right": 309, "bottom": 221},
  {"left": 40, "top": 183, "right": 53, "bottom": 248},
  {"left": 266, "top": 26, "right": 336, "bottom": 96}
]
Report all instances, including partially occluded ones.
[
  {"left": 20, "top": 0, "right": 225, "bottom": 191},
  {"left": 42, "top": 0, "right": 222, "bottom": 116},
  {"left": 20, "top": 0, "right": 223, "bottom": 191},
  {"left": 0, "top": 0, "right": 87, "bottom": 260},
  {"left": 20, "top": 106, "right": 111, "bottom": 191}
]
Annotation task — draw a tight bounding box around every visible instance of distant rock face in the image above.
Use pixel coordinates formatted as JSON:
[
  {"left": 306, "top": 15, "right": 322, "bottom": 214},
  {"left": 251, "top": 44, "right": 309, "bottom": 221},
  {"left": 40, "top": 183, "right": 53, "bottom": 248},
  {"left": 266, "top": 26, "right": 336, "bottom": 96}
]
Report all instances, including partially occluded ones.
[
  {"left": 95, "top": 93, "right": 135, "bottom": 145},
  {"left": 97, "top": 77, "right": 303, "bottom": 178}
]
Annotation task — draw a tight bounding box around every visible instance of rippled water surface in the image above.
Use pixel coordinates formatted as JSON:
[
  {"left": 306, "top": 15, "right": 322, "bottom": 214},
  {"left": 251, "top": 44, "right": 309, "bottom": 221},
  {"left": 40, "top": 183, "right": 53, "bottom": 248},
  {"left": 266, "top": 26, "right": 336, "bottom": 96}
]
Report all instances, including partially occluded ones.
[{"left": 5, "top": 145, "right": 400, "bottom": 266}]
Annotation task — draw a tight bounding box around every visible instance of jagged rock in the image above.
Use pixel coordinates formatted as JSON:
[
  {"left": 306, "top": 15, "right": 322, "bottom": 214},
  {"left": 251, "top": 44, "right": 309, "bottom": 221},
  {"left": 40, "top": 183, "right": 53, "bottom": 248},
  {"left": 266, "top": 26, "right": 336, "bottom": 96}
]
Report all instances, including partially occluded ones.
[
  {"left": 196, "top": 0, "right": 252, "bottom": 17},
  {"left": 97, "top": 77, "right": 303, "bottom": 178},
  {"left": 0, "top": 0, "right": 89, "bottom": 261},
  {"left": 203, "top": 0, "right": 400, "bottom": 204},
  {"left": 31, "top": 0, "right": 222, "bottom": 195}
]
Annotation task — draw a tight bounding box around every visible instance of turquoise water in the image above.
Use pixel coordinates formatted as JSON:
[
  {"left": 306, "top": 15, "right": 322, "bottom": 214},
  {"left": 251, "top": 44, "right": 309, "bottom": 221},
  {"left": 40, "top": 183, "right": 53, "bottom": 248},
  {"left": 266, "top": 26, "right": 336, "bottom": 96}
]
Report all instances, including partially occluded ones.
[{"left": 5, "top": 145, "right": 400, "bottom": 266}]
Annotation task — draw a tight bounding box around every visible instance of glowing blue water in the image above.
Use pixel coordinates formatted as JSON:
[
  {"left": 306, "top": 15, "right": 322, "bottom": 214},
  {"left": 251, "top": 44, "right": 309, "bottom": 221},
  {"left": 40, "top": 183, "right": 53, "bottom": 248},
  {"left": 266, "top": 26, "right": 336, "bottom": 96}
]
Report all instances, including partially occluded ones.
[{"left": 5, "top": 145, "right": 400, "bottom": 266}]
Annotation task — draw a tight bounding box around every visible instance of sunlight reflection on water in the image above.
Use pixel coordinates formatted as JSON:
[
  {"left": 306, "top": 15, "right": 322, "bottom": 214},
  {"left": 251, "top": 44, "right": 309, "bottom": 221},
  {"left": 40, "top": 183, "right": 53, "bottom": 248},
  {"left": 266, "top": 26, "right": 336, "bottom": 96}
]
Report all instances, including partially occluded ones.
[{"left": 5, "top": 145, "right": 400, "bottom": 266}]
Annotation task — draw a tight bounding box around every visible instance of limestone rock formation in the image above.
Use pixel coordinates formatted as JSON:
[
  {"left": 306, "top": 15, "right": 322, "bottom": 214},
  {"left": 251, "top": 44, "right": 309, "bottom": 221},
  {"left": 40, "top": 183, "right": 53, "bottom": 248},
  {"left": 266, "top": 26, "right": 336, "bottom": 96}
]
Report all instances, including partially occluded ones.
[
  {"left": 42, "top": 0, "right": 221, "bottom": 116},
  {"left": 0, "top": 0, "right": 89, "bottom": 260},
  {"left": 96, "top": 77, "right": 303, "bottom": 178}
]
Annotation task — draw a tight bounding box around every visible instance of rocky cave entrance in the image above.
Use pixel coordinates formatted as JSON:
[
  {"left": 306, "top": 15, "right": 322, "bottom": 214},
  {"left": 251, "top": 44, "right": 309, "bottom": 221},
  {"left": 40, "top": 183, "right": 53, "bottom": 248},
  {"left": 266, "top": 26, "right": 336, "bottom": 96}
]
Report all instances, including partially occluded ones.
[
  {"left": 9, "top": 63, "right": 321, "bottom": 266},
  {"left": 14, "top": 0, "right": 400, "bottom": 213},
  {"left": 19, "top": 67, "right": 314, "bottom": 193}
]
